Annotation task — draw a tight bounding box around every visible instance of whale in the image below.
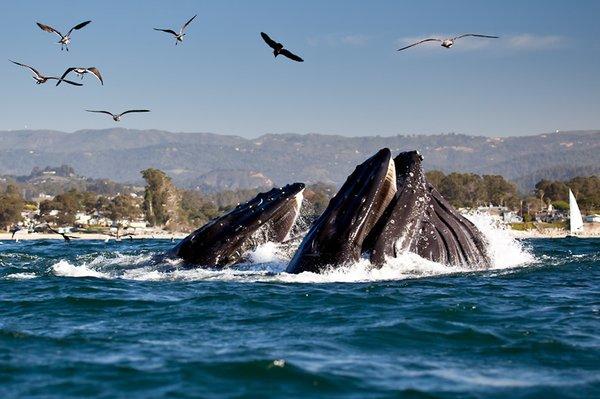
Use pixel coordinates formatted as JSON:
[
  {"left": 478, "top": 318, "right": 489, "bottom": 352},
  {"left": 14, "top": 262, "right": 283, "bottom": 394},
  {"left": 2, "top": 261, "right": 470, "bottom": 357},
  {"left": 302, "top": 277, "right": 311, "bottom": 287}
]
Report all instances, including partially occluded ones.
[
  {"left": 365, "top": 151, "right": 490, "bottom": 268},
  {"left": 286, "top": 148, "right": 397, "bottom": 274},
  {"left": 169, "top": 183, "right": 305, "bottom": 267},
  {"left": 287, "top": 149, "right": 490, "bottom": 274},
  {"left": 169, "top": 148, "right": 490, "bottom": 273}
]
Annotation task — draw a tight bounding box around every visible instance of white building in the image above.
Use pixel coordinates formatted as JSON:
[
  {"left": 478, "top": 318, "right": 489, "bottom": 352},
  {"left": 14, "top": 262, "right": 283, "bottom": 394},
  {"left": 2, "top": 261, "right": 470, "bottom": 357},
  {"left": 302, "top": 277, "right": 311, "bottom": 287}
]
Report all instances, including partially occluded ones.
[
  {"left": 584, "top": 214, "right": 600, "bottom": 223},
  {"left": 75, "top": 212, "right": 92, "bottom": 226}
]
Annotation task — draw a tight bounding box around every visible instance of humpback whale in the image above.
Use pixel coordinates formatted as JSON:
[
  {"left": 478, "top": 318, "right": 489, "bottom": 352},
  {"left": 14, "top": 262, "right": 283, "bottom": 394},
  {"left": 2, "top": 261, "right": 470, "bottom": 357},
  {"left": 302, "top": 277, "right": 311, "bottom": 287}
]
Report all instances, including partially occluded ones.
[
  {"left": 286, "top": 148, "right": 397, "bottom": 274},
  {"left": 287, "top": 149, "right": 490, "bottom": 274},
  {"left": 168, "top": 149, "right": 489, "bottom": 273},
  {"left": 169, "top": 183, "right": 305, "bottom": 267},
  {"left": 365, "top": 151, "right": 490, "bottom": 268}
]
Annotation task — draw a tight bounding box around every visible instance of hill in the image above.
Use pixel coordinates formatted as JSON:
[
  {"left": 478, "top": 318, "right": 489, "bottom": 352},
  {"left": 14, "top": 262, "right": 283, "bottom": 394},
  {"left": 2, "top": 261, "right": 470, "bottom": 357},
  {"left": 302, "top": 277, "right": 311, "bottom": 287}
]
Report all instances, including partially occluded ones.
[{"left": 0, "top": 129, "right": 598, "bottom": 192}]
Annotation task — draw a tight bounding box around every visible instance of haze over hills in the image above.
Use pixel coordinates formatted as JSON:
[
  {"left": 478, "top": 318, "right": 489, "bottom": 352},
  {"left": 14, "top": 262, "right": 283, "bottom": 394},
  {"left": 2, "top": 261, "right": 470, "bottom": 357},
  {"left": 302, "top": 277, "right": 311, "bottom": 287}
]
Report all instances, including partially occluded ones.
[{"left": 0, "top": 129, "right": 598, "bottom": 192}]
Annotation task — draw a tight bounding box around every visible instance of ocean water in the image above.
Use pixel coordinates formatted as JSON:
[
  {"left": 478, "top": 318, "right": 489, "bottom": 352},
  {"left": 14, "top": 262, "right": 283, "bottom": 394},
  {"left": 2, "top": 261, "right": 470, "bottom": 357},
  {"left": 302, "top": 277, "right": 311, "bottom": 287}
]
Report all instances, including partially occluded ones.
[{"left": 0, "top": 223, "right": 598, "bottom": 398}]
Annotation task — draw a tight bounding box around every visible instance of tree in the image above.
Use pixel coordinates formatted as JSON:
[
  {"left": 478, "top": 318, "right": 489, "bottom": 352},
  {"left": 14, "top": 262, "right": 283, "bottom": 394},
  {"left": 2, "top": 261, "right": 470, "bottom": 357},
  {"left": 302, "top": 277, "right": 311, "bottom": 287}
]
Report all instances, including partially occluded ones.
[
  {"left": 141, "top": 168, "right": 181, "bottom": 227},
  {"left": 425, "top": 170, "right": 445, "bottom": 189},
  {"left": 180, "top": 190, "right": 219, "bottom": 228},
  {"left": 0, "top": 185, "right": 24, "bottom": 230},
  {"left": 304, "top": 182, "right": 336, "bottom": 219},
  {"left": 108, "top": 195, "right": 140, "bottom": 223}
]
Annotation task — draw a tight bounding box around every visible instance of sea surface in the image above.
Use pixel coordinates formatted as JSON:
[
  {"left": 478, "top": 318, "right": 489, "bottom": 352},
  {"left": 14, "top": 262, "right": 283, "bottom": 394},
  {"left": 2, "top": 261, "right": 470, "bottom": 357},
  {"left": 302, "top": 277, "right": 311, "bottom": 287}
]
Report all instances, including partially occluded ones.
[{"left": 0, "top": 222, "right": 598, "bottom": 398}]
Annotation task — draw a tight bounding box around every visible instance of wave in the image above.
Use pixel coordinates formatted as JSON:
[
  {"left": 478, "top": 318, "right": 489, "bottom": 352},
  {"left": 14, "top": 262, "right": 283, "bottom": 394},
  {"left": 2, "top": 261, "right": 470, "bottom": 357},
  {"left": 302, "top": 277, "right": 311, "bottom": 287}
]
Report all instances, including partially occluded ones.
[{"left": 50, "top": 214, "right": 535, "bottom": 283}]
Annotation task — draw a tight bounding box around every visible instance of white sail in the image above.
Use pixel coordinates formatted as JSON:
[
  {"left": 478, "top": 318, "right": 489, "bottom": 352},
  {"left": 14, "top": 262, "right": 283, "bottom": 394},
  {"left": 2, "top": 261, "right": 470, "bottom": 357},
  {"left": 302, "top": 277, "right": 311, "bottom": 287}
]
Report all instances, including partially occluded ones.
[{"left": 569, "top": 189, "right": 584, "bottom": 234}]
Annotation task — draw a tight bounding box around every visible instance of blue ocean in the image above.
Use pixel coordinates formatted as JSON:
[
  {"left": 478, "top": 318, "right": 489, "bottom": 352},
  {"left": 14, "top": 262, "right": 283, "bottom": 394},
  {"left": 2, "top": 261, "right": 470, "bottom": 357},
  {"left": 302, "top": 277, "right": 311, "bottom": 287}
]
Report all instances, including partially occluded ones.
[{"left": 1, "top": 222, "right": 598, "bottom": 398}]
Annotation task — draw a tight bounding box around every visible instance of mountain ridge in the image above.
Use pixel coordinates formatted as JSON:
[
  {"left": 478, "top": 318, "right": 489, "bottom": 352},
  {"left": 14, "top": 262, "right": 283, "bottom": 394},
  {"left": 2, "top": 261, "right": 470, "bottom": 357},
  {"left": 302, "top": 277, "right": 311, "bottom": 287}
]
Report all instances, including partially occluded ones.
[{"left": 1, "top": 129, "right": 598, "bottom": 192}]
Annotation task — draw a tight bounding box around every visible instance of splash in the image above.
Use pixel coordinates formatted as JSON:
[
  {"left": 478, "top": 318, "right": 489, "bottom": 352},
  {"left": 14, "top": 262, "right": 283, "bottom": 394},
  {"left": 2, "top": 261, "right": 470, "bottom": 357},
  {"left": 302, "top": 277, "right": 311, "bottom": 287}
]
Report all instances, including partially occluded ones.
[
  {"left": 48, "top": 216, "right": 534, "bottom": 283},
  {"left": 52, "top": 259, "right": 110, "bottom": 278},
  {"left": 465, "top": 212, "right": 535, "bottom": 269},
  {"left": 246, "top": 242, "right": 286, "bottom": 263},
  {"left": 4, "top": 272, "right": 37, "bottom": 280}
]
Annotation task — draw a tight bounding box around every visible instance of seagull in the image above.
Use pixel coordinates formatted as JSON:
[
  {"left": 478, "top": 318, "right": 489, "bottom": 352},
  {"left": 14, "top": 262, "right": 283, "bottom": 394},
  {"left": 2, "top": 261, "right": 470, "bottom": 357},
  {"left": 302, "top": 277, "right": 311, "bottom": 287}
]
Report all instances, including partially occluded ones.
[
  {"left": 10, "top": 226, "right": 23, "bottom": 239},
  {"left": 48, "top": 227, "right": 77, "bottom": 242},
  {"left": 397, "top": 34, "right": 499, "bottom": 51},
  {"left": 57, "top": 67, "right": 103, "bottom": 86},
  {"left": 154, "top": 15, "right": 197, "bottom": 45},
  {"left": 85, "top": 109, "right": 150, "bottom": 122},
  {"left": 260, "top": 32, "right": 304, "bottom": 62},
  {"left": 9, "top": 60, "right": 83, "bottom": 86},
  {"left": 36, "top": 20, "right": 91, "bottom": 51}
]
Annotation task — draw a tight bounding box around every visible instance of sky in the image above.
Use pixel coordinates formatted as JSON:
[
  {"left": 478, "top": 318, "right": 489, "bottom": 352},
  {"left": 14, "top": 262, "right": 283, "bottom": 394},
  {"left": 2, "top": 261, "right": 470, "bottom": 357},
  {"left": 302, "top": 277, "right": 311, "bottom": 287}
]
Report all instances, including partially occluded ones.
[{"left": 1, "top": 0, "right": 599, "bottom": 137}]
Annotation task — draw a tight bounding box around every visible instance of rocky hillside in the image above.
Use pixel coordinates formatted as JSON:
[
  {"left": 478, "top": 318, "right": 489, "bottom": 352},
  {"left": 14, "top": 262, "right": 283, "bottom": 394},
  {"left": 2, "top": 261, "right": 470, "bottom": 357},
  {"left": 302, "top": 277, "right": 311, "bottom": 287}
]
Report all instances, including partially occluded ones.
[{"left": 0, "top": 129, "right": 598, "bottom": 192}]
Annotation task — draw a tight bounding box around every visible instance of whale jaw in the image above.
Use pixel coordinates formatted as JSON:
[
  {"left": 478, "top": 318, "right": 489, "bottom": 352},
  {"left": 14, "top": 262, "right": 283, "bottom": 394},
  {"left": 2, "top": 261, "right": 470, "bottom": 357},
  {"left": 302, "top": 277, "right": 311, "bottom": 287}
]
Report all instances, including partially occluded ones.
[{"left": 169, "top": 183, "right": 305, "bottom": 267}]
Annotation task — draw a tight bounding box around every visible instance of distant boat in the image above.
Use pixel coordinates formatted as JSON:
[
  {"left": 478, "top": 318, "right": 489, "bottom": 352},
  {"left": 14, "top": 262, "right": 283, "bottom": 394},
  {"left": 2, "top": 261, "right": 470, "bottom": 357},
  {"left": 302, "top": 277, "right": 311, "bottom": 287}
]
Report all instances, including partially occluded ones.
[{"left": 568, "top": 188, "right": 584, "bottom": 237}]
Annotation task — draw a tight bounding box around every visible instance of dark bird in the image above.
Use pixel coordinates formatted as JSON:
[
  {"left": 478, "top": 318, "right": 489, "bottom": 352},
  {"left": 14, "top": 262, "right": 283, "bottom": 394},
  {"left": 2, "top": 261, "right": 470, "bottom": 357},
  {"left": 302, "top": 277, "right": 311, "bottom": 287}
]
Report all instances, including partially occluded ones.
[
  {"left": 154, "top": 15, "right": 197, "bottom": 45},
  {"left": 57, "top": 67, "right": 103, "bottom": 86},
  {"left": 9, "top": 60, "right": 83, "bottom": 86},
  {"left": 36, "top": 20, "right": 92, "bottom": 51},
  {"left": 397, "top": 34, "right": 499, "bottom": 51},
  {"left": 85, "top": 109, "right": 150, "bottom": 122},
  {"left": 48, "top": 227, "right": 77, "bottom": 242},
  {"left": 10, "top": 226, "right": 23, "bottom": 239},
  {"left": 260, "top": 32, "right": 304, "bottom": 62}
]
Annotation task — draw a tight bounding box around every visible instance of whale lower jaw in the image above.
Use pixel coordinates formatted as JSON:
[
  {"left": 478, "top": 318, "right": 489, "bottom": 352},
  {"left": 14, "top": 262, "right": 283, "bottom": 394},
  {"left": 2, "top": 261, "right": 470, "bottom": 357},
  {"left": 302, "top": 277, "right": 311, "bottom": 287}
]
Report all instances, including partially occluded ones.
[
  {"left": 287, "top": 149, "right": 491, "bottom": 274},
  {"left": 169, "top": 183, "right": 305, "bottom": 267},
  {"left": 286, "top": 148, "right": 399, "bottom": 274}
]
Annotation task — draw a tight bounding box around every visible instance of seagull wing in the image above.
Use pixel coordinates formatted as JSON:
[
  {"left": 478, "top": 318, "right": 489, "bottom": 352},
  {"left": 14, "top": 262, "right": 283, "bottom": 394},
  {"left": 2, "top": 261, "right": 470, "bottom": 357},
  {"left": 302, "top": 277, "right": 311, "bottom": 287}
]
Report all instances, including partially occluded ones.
[
  {"left": 86, "top": 110, "right": 116, "bottom": 118},
  {"left": 397, "top": 38, "right": 442, "bottom": 51},
  {"left": 119, "top": 110, "right": 151, "bottom": 117},
  {"left": 9, "top": 60, "right": 42, "bottom": 78},
  {"left": 47, "top": 226, "right": 61, "bottom": 235},
  {"left": 261, "top": 32, "right": 279, "bottom": 50},
  {"left": 154, "top": 28, "right": 179, "bottom": 36},
  {"left": 87, "top": 67, "right": 104, "bottom": 85},
  {"left": 56, "top": 67, "right": 76, "bottom": 86},
  {"left": 36, "top": 22, "right": 63, "bottom": 38},
  {"left": 279, "top": 49, "right": 304, "bottom": 62},
  {"left": 453, "top": 33, "right": 499, "bottom": 40},
  {"left": 67, "top": 20, "right": 92, "bottom": 36},
  {"left": 181, "top": 14, "right": 197, "bottom": 33},
  {"left": 48, "top": 77, "right": 83, "bottom": 86}
]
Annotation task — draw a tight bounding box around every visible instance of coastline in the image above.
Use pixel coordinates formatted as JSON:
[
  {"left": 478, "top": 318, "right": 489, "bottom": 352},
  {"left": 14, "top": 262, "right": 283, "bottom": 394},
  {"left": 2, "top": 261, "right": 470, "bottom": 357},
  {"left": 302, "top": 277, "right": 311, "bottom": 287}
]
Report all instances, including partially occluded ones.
[
  {"left": 2, "top": 228, "right": 599, "bottom": 241},
  {"left": 509, "top": 225, "right": 600, "bottom": 239},
  {"left": 0, "top": 232, "right": 189, "bottom": 241}
]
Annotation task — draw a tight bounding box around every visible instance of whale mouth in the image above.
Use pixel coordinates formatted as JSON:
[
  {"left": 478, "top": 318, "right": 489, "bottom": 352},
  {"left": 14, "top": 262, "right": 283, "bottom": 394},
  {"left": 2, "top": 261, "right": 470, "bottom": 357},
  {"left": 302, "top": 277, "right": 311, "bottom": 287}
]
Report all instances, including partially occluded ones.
[
  {"left": 287, "top": 148, "right": 491, "bottom": 274},
  {"left": 286, "top": 148, "right": 398, "bottom": 274},
  {"left": 169, "top": 183, "right": 305, "bottom": 267}
]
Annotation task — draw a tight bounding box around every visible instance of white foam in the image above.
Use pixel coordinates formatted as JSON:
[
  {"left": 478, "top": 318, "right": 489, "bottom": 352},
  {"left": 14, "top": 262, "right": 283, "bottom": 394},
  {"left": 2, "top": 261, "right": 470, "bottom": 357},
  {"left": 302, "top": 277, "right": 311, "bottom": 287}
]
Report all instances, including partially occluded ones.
[
  {"left": 246, "top": 242, "right": 285, "bottom": 263},
  {"left": 47, "top": 215, "right": 535, "bottom": 283},
  {"left": 4, "top": 272, "right": 37, "bottom": 280},
  {"left": 51, "top": 260, "right": 110, "bottom": 278},
  {"left": 276, "top": 253, "right": 469, "bottom": 284},
  {"left": 465, "top": 212, "right": 535, "bottom": 269}
]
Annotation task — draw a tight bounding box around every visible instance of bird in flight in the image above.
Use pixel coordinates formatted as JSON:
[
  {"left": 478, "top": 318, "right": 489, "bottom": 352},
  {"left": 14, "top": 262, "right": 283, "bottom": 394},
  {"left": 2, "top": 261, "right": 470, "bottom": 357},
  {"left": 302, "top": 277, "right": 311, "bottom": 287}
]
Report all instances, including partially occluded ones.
[
  {"left": 36, "top": 20, "right": 92, "bottom": 51},
  {"left": 9, "top": 60, "right": 83, "bottom": 86},
  {"left": 57, "top": 67, "right": 103, "bottom": 86},
  {"left": 86, "top": 109, "right": 150, "bottom": 122},
  {"left": 397, "top": 34, "right": 499, "bottom": 51},
  {"left": 10, "top": 226, "right": 23, "bottom": 239},
  {"left": 48, "top": 227, "right": 77, "bottom": 242},
  {"left": 260, "top": 32, "right": 304, "bottom": 62},
  {"left": 154, "top": 15, "right": 197, "bottom": 45}
]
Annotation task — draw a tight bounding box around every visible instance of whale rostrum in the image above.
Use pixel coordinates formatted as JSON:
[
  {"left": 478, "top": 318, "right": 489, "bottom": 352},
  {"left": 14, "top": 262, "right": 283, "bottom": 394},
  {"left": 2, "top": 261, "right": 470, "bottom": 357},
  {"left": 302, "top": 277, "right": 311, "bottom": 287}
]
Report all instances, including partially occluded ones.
[
  {"left": 169, "top": 183, "right": 305, "bottom": 266},
  {"left": 169, "top": 149, "right": 490, "bottom": 272}
]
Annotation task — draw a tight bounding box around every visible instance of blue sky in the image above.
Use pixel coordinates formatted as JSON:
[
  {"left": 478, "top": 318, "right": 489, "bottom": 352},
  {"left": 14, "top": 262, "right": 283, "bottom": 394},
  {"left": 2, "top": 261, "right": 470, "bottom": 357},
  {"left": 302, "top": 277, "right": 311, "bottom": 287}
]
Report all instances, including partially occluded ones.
[{"left": 1, "top": 0, "right": 599, "bottom": 137}]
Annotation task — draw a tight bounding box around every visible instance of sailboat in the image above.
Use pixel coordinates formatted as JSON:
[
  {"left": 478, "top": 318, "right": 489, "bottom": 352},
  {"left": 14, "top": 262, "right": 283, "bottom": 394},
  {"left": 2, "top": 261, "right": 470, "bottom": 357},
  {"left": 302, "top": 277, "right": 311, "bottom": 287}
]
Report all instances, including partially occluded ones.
[{"left": 567, "top": 188, "right": 584, "bottom": 237}]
